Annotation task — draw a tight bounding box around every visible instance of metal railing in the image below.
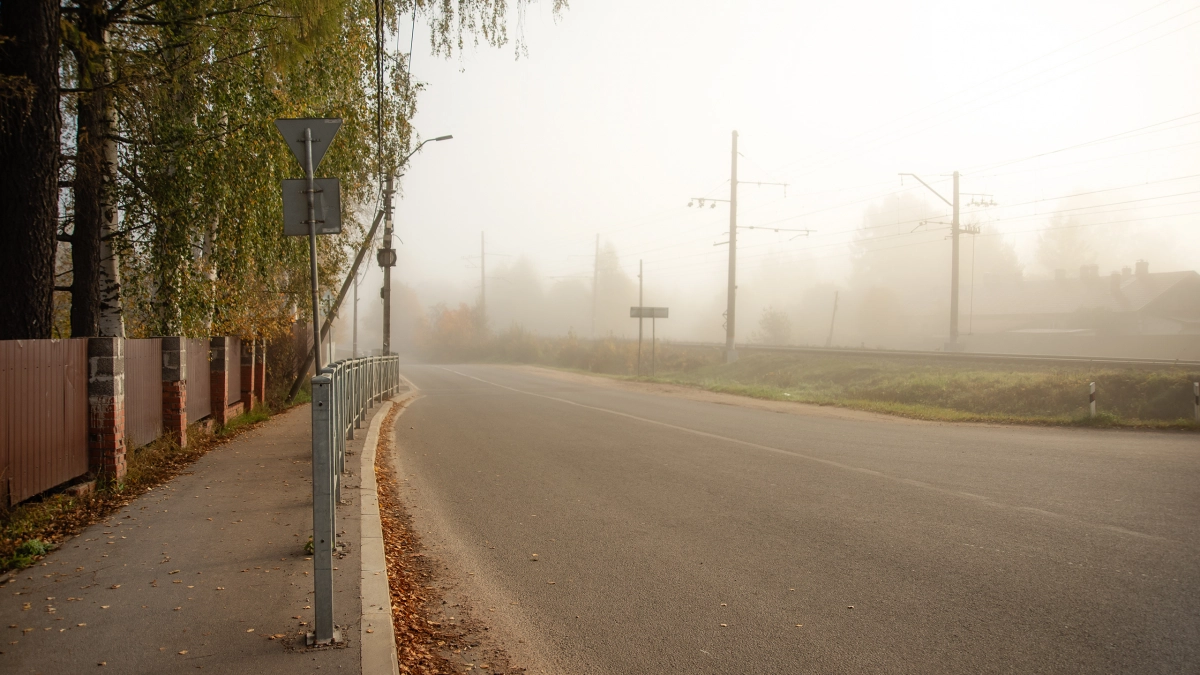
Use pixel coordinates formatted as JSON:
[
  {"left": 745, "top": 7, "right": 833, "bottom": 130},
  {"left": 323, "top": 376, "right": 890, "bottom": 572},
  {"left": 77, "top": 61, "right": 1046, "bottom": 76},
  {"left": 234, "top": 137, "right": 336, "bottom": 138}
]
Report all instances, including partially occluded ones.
[{"left": 309, "top": 353, "right": 402, "bottom": 644}]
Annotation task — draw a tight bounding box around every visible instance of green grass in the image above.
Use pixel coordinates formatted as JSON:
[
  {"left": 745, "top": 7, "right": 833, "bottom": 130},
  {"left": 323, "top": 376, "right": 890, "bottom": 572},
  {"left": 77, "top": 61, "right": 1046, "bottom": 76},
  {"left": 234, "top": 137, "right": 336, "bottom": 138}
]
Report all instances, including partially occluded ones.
[
  {"left": 628, "top": 352, "right": 1200, "bottom": 430},
  {"left": 219, "top": 404, "right": 272, "bottom": 435},
  {"left": 462, "top": 335, "right": 1198, "bottom": 429}
]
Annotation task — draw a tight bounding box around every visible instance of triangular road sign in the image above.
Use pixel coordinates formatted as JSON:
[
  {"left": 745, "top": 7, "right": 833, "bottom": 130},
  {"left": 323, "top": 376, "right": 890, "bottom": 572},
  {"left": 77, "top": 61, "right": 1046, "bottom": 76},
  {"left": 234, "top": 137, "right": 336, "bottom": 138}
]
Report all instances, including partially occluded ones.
[{"left": 275, "top": 118, "right": 342, "bottom": 173}]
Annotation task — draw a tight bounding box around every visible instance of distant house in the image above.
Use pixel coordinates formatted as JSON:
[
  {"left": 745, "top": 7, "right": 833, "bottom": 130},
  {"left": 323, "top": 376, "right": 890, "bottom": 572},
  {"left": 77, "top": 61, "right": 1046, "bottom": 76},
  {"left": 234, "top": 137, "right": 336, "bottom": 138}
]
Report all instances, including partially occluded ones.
[{"left": 963, "top": 262, "right": 1200, "bottom": 359}]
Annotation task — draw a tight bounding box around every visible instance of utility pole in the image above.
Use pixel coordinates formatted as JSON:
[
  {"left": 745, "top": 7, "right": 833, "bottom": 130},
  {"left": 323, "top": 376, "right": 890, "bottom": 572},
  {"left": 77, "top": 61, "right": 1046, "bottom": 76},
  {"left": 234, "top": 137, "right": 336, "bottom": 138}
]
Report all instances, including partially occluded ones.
[
  {"left": 592, "top": 234, "right": 599, "bottom": 339},
  {"left": 725, "top": 131, "right": 738, "bottom": 363},
  {"left": 689, "top": 131, "right": 789, "bottom": 363},
  {"left": 899, "top": 170, "right": 962, "bottom": 351},
  {"left": 825, "top": 290, "right": 839, "bottom": 348},
  {"left": 949, "top": 171, "right": 961, "bottom": 350},
  {"left": 378, "top": 174, "right": 396, "bottom": 354},
  {"left": 475, "top": 229, "right": 480, "bottom": 319},
  {"left": 352, "top": 273, "right": 358, "bottom": 358},
  {"left": 637, "top": 259, "right": 643, "bottom": 377}
]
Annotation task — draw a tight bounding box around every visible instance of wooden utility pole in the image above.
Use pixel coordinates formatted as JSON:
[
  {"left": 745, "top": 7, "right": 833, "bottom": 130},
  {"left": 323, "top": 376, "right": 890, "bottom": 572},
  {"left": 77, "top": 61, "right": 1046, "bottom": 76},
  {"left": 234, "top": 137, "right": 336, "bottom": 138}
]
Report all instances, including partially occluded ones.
[{"left": 825, "top": 290, "right": 839, "bottom": 348}]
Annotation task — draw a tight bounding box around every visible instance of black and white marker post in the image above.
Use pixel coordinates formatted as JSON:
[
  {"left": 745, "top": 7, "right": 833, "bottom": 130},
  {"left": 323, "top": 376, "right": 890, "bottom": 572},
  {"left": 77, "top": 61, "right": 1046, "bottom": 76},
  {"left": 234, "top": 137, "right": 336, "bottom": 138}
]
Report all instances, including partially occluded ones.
[{"left": 275, "top": 118, "right": 343, "bottom": 645}]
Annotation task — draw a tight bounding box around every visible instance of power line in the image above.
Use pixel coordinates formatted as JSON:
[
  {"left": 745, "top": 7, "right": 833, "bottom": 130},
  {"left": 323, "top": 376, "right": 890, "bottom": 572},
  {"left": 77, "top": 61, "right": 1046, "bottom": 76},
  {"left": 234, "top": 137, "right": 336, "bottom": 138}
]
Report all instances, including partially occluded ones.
[{"left": 766, "top": 0, "right": 1186, "bottom": 178}]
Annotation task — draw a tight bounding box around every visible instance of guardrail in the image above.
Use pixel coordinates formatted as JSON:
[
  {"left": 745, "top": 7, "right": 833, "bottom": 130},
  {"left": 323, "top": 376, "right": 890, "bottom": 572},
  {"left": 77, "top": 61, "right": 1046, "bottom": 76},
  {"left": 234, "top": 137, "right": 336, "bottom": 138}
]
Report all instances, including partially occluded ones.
[{"left": 309, "top": 353, "right": 402, "bottom": 644}]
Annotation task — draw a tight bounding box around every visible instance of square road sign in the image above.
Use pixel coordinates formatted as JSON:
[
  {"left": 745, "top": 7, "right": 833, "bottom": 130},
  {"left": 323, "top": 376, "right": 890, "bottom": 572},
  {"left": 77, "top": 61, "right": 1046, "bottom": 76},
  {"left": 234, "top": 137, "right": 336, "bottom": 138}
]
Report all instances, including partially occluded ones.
[
  {"left": 282, "top": 178, "right": 341, "bottom": 236},
  {"left": 630, "top": 307, "right": 669, "bottom": 319}
]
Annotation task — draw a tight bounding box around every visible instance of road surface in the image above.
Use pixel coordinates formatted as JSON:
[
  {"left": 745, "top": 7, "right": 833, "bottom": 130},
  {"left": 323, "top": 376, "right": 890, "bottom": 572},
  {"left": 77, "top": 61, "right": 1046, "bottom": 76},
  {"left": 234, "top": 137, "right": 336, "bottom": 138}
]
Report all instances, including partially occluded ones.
[{"left": 390, "top": 364, "right": 1199, "bottom": 674}]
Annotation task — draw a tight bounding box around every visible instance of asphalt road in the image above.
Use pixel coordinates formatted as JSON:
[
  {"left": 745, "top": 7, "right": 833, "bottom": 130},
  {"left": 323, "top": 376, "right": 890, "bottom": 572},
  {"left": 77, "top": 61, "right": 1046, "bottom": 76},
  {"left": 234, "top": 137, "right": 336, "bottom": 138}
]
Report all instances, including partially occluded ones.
[{"left": 391, "top": 364, "right": 1200, "bottom": 675}]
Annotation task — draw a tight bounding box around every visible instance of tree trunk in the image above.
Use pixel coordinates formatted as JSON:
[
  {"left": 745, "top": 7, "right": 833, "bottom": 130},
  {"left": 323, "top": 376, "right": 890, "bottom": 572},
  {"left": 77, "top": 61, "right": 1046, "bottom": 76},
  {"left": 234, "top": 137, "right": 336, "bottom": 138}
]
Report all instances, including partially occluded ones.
[
  {"left": 0, "top": 0, "right": 60, "bottom": 339},
  {"left": 97, "top": 100, "right": 124, "bottom": 338},
  {"left": 71, "top": 7, "right": 123, "bottom": 337},
  {"left": 71, "top": 63, "right": 103, "bottom": 337}
]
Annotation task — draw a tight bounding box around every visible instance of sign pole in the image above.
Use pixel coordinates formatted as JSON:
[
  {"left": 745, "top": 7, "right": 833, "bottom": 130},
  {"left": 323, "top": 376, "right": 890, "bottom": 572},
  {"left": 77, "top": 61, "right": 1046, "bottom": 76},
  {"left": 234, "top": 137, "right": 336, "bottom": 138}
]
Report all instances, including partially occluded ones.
[
  {"left": 652, "top": 316, "right": 656, "bottom": 377},
  {"left": 305, "top": 125, "right": 334, "bottom": 645},
  {"left": 304, "top": 127, "right": 323, "bottom": 374}
]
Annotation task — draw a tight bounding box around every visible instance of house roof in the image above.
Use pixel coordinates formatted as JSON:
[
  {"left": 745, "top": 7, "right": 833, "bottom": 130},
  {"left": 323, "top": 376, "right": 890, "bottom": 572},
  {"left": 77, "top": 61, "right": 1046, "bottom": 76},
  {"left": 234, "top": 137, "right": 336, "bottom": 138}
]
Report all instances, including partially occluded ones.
[{"left": 970, "top": 270, "right": 1199, "bottom": 317}]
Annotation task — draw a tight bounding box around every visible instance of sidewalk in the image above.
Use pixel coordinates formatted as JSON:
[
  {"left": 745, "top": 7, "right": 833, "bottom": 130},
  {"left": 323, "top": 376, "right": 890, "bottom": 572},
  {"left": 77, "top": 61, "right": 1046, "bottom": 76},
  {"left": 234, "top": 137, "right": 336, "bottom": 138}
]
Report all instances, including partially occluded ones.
[{"left": 0, "top": 401, "right": 389, "bottom": 674}]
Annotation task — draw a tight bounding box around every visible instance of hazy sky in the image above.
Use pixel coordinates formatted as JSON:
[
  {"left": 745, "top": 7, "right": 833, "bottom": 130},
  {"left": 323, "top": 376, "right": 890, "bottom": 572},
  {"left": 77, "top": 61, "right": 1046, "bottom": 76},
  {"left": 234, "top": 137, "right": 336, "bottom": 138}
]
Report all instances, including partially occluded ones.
[{"left": 348, "top": 0, "right": 1200, "bottom": 342}]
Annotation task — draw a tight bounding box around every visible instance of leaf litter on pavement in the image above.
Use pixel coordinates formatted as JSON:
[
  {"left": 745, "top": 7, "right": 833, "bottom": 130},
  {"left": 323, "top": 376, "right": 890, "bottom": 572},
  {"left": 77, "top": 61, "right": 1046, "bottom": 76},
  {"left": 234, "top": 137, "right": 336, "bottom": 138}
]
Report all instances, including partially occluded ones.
[{"left": 376, "top": 403, "right": 522, "bottom": 674}]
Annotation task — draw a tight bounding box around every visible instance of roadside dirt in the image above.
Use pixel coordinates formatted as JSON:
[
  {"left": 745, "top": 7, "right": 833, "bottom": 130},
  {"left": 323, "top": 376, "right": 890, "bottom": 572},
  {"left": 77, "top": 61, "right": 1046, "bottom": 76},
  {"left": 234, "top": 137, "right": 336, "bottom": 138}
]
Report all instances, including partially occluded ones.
[{"left": 376, "top": 401, "right": 522, "bottom": 674}]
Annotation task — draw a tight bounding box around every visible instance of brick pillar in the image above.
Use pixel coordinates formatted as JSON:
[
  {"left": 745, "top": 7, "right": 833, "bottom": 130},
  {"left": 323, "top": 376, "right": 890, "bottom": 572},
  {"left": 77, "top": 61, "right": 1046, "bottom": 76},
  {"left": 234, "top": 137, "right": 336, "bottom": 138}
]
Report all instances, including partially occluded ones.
[
  {"left": 210, "top": 337, "right": 229, "bottom": 425},
  {"left": 88, "top": 338, "right": 127, "bottom": 480},
  {"left": 255, "top": 339, "right": 267, "bottom": 404},
  {"left": 161, "top": 337, "right": 187, "bottom": 447},
  {"left": 240, "top": 338, "right": 256, "bottom": 411}
]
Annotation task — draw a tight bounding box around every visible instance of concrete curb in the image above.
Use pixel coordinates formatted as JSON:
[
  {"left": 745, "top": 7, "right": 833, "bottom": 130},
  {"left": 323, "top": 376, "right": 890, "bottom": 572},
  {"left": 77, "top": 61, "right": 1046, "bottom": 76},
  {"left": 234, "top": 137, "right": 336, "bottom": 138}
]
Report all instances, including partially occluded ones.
[{"left": 359, "top": 388, "right": 417, "bottom": 675}]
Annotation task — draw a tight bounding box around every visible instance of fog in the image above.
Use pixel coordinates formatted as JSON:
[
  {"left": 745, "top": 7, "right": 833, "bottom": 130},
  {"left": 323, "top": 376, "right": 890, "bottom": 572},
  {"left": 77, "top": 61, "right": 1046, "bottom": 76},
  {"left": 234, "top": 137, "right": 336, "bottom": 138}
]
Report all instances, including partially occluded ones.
[{"left": 331, "top": 0, "right": 1200, "bottom": 361}]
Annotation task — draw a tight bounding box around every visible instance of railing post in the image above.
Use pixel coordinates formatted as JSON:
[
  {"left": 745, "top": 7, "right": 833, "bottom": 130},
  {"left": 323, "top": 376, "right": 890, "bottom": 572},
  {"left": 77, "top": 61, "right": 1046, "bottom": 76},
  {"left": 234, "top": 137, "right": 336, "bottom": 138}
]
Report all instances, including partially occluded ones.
[
  {"left": 309, "top": 373, "right": 338, "bottom": 644},
  {"left": 324, "top": 366, "right": 343, "bottom": 502}
]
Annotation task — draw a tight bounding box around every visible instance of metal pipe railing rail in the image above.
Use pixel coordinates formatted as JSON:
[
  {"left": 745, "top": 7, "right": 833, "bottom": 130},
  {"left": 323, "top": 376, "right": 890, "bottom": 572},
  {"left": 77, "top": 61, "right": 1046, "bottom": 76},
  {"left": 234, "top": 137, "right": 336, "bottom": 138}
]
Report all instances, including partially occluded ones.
[{"left": 308, "top": 354, "right": 401, "bottom": 644}]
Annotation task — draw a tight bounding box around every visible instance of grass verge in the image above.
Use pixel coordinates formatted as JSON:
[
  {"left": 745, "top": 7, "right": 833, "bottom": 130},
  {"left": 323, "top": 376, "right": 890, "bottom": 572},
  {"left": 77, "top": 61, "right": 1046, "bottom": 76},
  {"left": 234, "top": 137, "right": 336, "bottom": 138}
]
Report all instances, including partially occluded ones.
[
  {"left": 0, "top": 403, "right": 288, "bottom": 575},
  {"left": 622, "top": 352, "right": 1200, "bottom": 430}
]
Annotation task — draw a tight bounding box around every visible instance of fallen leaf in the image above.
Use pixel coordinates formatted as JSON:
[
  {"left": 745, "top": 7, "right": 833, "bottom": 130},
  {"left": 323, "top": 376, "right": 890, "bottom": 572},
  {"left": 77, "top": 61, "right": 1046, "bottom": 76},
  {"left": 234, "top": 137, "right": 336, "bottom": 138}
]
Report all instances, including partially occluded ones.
[
  {"left": 98, "top": 661, "right": 106, "bottom": 666},
  {"left": 366, "top": 629, "right": 374, "bottom": 634},
  {"left": 77, "top": 623, "right": 86, "bottom": 627},
  {"left": 246, "top": 628, "right": 254, "bottom": 632},
  {"left": 178, "top": 650, "right": 188, "bottom": 655},
  {"left": 100, "top": 606, "right": 109, "bottom": 609},
  {"left": 109, "top": 585, "right": 120, "bottom": 590},
  {"left": 720, "top": 623, "right": 728, "bottom": 627}
]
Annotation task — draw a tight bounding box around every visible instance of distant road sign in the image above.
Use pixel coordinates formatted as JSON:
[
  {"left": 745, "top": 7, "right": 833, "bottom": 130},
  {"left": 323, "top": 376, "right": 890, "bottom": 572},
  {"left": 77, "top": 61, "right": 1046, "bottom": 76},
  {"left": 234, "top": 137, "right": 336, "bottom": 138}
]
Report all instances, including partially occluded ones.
[
  {"left": 631, "top": 307, "right": 668, "bottom": 319},
  {"left": 282, "top": 178, "right": 341, "bottom": 236},
  {"left": 275, "top": 118, "right": 342, "bottom": 172}
]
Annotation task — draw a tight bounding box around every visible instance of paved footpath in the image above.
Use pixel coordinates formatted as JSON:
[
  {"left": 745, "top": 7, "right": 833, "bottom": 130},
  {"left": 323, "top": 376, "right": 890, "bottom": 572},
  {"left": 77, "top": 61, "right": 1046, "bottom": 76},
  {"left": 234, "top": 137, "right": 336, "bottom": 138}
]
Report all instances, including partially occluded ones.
[{"left": 0, "top": 402, "right": 387, "bottom": 675}]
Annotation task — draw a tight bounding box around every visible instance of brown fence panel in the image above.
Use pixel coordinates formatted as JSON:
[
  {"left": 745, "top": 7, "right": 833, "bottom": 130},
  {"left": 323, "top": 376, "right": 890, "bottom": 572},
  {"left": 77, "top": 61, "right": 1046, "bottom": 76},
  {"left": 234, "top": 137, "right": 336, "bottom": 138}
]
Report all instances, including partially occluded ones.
[
  {"left": 185, "top": 338, "right": 211, "bottom": 422},
  {"left": 0, "top": 339, "right": 89, "bottom": 505},
  {"left": 124, "top": 339, "right": 163, "bottom": 449},
  {"left": 226, "top": 337, "right": 242, "bottom": 404}
]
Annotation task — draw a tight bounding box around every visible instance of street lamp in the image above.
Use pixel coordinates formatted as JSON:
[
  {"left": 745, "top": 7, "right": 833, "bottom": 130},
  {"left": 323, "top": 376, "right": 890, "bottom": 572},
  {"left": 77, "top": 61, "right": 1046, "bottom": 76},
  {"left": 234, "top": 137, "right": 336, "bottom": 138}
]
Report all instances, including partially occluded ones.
[{"left": 379, "top": 134, "right": 453, "bottom": 354}]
